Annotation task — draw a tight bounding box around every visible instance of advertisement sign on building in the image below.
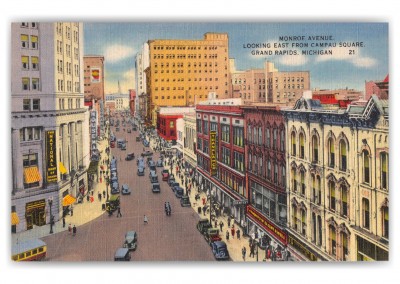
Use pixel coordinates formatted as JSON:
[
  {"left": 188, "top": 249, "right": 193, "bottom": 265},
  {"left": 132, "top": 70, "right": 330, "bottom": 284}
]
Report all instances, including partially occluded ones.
[
  {"left": 46, "top": 130, "right": 58, "bottom": 183},
  {"left": 90, "top": 67, "right": 101, "bottom": 83},
  {"left": 90, "top": 110, "right": 98, "bottom": 159},
  {"left": 210, "top": 130, "right": 217, "bottom": 176}
]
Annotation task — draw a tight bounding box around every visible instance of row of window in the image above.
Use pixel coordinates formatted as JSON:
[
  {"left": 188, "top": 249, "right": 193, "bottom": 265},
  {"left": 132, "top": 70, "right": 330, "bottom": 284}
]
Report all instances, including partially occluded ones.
[
  {"left": 248, "top": 154, "right": 286, "bottom": 187},
  {"left": 154, "top": 84, "right": 220, "bottom": 92},
  {"left": 219, "top": 169, "right": 244, "bottom": 196},
  {"left": 233, "top": 78, "right": 266, "bottom": 85},
  {"left": 269, "top": 84, "right": 305, "bottom": 90},
  {"left": 21, "top": 56, "right": 39, "bottom": 70},
  {"left": 22, "top": 78, "right": 40, "bottom": 91},
  {"left": 268, "top": 77, "right": 305, "bottom": 83},
  {"left": 153, "top": 45, "right": 220, "bottom": 51},
  {"left": 20, "top": 127, "right": 41, "bottom": 142},
  {"left": 155, "top": 62, "right": 220, "bottom": 68},
  {"left": 21, "top": 22, "right": 37, "bottom": 29},
  {"left": 58, "top": 98, "right": 81, "bottom": 110},
  {"left": 153, "top": 54, "right": 228, "bottom": 61},
  {"left": 57, "top": 80, "right": 80, "bottom": 93},
  {"left": 248, "top": 126, "right": 285, "bottom": 151},
  {"left": 20, "top": 34, "right": 38, "bottom": 49}
]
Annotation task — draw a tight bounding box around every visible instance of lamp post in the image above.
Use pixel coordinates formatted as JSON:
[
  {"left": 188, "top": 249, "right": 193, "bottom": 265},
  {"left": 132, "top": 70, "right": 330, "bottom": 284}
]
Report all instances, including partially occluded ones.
[{"left": 48, "top": 197, "right": 53, "bottom": 234}]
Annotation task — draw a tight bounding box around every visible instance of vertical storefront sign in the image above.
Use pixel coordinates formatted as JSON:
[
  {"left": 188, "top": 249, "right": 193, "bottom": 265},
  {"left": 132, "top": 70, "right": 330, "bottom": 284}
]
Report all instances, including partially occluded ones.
[
  {"left": 90, "top": 110, "right": 98, "bottom": 159},
  {"left": 210, "top": 130, "right": 217, "bottom": 176},
  {"left": 46, "top": 130, "right": 58, "bottom": 183}
]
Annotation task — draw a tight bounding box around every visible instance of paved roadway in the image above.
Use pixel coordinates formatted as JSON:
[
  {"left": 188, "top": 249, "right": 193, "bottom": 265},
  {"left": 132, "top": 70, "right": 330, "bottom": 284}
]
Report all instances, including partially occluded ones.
[{"left": 43, "top": 121, "right": 215, "bottom": 261}]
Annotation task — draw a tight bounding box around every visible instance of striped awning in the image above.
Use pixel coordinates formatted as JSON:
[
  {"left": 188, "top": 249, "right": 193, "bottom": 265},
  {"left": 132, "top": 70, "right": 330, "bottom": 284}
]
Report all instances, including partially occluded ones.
[
  {"left": 62, "top": 194, "right": 76, "bottom": 207},
  {"left": 11, "top": 212, "right": 19, "bottom": 225},
  {"left": 59, "top": 162, "right": 67, "bottom": 174},
  {"left": 23, "top": 167, "right": 41, "bottom": 184}
]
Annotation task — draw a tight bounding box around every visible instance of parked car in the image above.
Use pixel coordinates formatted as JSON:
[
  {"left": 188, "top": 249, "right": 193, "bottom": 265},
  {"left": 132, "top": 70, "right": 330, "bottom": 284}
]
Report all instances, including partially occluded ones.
[
  {"left": 136, "top": 136, "right": 141, "bottom": 142},
  {"left": 168, "top": 176, "right": 176, "bottom": 186},
  {"left": 114, "top": 248, "right": 131, "bottom": 261},
  {"left": 156, "top": 159, "right": 163, "bottom": 167},
  {"left": 111, "top": 181, "right": 119, "bottom": 192},
  {"left": 123, "top": 231, "right": 138, "bottom": 251},
  {"left": 149, "top": 171, "right": 158, "bottom": 183},
  {"left": 125, "top": 153, "right": 135, "bottom": 161},
  {"left": 148, "top": 159, "right": 155, "bottom": 167},
  {"left": 127, "top": 128, "right": 131, "bottom": 133},
  {"left": 180, "top": 196, "right": 191, "bottom": 207},
  {"left": 149, "top": 165, "right": 157, "bottom": 173},
  {"left": 151, "top": 183, "right": 161, "bottom": 193},
  {"left": 110, "top": 175, "right": 118, "bottom": 183},
  {"left": 120, "top": 143, "right": 126, "bottom": 150},
  {"left": 197, "top": 219, "right": 212, "bottom": 235},
  {"left": 174, "top": 187, "right": 184, "bottom": 198},
  {"left": 137, "top": 157, "right": 144, "bottom": 165},
  {"left": 110, "top": 141, "right": 116, "bottom": 148},
  {"left": 162, "top": 169, "right": 169, "bottom": 181},
  {"left": 171, "top": 182, "right": 180, "bottom": 191},
  {"left": 211, "top": 241, "right": 229, "bottom": 260},
  {"left": 142, "top": 150, "right": 153, "bottom": 156},
  {"left": 137, "top": 167, "right": 145, "bottom": 176},
  {"left": 121, "top": 184, "right": 131, "bottom": 195},
  {"left": 204, "top": 228, "right": 222, "bottom": 245}
]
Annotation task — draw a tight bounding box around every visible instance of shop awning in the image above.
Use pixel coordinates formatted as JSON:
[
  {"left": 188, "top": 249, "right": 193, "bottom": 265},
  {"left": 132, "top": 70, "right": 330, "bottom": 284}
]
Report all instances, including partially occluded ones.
[
  {"left": 23, "top": 166, "right": 41, "bottom": 184},
  {"left": 59, "top": 162, "right": 67, "bottom": 174},
  {"left": 87, "top": 160, "right": 99, "bottom": 174},
  {"left": 11, "top": 212, "right": 19, "bottom": 225},
  {"left": 62, "top": 194, "right": 76, "bottom": 207}
]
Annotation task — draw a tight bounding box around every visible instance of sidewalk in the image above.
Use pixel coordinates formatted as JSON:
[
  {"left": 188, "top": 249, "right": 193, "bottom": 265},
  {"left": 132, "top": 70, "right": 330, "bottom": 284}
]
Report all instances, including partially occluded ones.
[
  {"left": 12, "top": 139, "right": 110, "bottom": 244},
  {"left": 161, "top": 154, "right": 268, "bottom": 262}
]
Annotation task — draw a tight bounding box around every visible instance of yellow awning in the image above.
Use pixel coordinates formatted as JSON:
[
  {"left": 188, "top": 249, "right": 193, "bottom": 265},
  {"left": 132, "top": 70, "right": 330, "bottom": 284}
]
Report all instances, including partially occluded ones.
[
  {"left": 62, "top": 194, "right": 76, "bottom": 207},
  {"left": 23, "top": 167, "right": 41, "bottom": 184},
  {"left": 11, "top": 212, "right": 19, "bottom": 225},
  {"left": 59, "top": 162, "right": 67, "bottom": 174}
]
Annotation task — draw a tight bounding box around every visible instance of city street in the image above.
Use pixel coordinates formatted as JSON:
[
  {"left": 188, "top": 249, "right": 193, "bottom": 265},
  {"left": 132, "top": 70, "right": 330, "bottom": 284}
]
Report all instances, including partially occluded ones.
[{"left": 42, "top": 123, "right": 215, "bottom": 261}]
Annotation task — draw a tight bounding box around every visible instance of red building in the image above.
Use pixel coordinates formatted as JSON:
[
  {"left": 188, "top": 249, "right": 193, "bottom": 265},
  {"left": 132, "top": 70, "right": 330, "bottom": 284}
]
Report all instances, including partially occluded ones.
[
  {"left": 312, "top": 89, "right": 362, "bottom": 108},
  {"left": 242, "top": 104, "right": 288, "bottom": 247},
  {"left": 157, "top": 113, "right": 182, "bottom": 142},
  {"left": 365, "top": 75, "right": 389, "bottom": 100},
  {"left": 129, "top": 89, "right": 136, "bottom": 116},
  {"left": 195, "top": 103, "right": 247, "bottom": 224}
]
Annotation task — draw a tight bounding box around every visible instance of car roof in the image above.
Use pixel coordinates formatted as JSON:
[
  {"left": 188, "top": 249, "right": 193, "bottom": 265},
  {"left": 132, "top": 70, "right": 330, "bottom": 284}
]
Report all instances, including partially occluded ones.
[
  {"left": 115, "top": 248, "right": 129, "bottom": 257},
  {"left": 126, "top": 231, "right": 137, "bottom": 236},
  {"left": 213, "top": 241, "right": 227, "bottom": 248},
  {"left": 152, "top": 183, "right": 160, "bottom": 187},
  {"left": 122, "top": 184, "right": 129, "bottom": 188}
]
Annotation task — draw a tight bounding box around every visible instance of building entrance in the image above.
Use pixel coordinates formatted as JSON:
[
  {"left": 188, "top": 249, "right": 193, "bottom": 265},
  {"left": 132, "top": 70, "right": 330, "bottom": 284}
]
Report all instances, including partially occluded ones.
[{"left": 25, "top": 199, "right": 46, "bottom": 230}]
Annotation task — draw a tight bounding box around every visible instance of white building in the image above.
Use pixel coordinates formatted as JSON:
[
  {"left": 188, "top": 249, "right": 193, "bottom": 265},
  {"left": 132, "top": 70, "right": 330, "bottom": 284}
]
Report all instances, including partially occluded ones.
[
  {"left": 11, "top": 22, "right": 89, "bottom": 233},
  {"left": 105, "top": 94, "right": 130, "bottom": 111},
  {"left": 135, "top": 43, "right": 149, "bottom": 117}
]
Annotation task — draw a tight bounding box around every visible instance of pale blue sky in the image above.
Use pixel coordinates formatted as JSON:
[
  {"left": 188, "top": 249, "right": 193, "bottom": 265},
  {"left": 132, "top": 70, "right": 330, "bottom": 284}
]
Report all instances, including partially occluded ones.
[{"left": 83, "top": 22, "right": 388, "bottom": 94}]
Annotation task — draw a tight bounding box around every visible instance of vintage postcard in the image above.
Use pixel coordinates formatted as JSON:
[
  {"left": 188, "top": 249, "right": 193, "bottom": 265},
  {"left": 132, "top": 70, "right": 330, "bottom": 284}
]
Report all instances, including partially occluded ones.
[{"left": 11, "top": 22, "right": 388, "bottom": 261}]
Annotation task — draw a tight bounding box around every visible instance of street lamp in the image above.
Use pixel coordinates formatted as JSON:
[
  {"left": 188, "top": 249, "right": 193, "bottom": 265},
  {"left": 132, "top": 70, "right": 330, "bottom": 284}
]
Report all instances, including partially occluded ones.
[{"left": 48, "top": 197, "right": 53, "bottom": 234}]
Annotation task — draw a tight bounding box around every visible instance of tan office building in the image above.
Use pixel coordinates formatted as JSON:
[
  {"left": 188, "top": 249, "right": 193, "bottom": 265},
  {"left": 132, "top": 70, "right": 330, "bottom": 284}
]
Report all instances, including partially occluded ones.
[
  {"left": 231, "top": 67, "right": 266, "bottom": 103},
  {"left": 146, "top": 33, "right": 230, "bottom": 122},
  {"left": 265, "top": 61, "right": 310, "bottom": 104},
  {"left": 83, "top": 55, "right": 105, "bottom": 101}
]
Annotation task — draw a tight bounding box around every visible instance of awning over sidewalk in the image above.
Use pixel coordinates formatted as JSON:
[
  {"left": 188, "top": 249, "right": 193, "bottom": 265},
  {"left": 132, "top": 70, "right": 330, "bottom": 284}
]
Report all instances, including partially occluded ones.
[
  {"left": 11, "top": 212, "right": 19, "bottom": 225},
  {"left": 62, "top": 194, "right": 76, "bottom": 207},
  {"left": 87, "top": 160, "right": 99, "bottom": 174},
  {"left": 23, "top": 166, "right": 41, "bottom": 184},
  {"left": 59, "top": 162, "right": 67, "bottom": 174}
]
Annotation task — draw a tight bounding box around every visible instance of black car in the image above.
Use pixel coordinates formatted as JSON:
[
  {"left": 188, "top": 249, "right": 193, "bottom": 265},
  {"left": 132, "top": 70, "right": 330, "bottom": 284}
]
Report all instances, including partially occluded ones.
[
  {"left": 111, "top": 184, "right": 120, "bottom": 195},
  {"left": 149, "top": 165, "right": 156, "bottom": 173},
  {"left": 121, "top": 143, "right": 127, "bottom": 150},
  {"left": 211, "top": 241, "right": 229, "bottom": 260},
  {"left": 137, "top": 167, "right": 145, "bottom": 176},
  {"left": 151, "top": 183, "right": 161, "bottom": 193},
  {"left": 171, "top": 182, "right": 180, "bottom": 192},
  {"left": 142, "top": 150, "right": 153, "bottom": 156},
  {"left": 180, "top": 196, "right": 191, "bottom": 207},
  {"left": 168, "top": 176, "right": 176, "bottom": 186},
  {"left": 123, "top": 231, "right": 137, "bottom": 251},
  {"left": 125, "top": 153, "right": 135, "bottom": 161},
  {"left": 197, "top": 219, "right": 212, "bottom": 235},
  {"left": 121, "top": 184, "right": 131, "bottom": 195},
  {"left": 174, "top": 187, "right": 184, "bottom": 198}
]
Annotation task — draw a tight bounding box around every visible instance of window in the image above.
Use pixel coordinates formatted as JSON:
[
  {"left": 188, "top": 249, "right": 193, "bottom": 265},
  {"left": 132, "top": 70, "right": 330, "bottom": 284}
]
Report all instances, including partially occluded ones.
[
  {"left": 301, "top": 209, "right": 307, "bottom": 236},
  {"left": 23, "top": 153, "right": 38, "bottom": 166},
  {"left": 312, "top": 135, "right": 318, "bottom": 163},
  {"left": 22, "top": 56, "right": 29, "bottom": 70},
  {"left": 22, "top": 77, "right": 30, "bottom": 91},
  {"left": 258, "top": 127, "right": 263, "bottom": 145},
  {"left": 197, "top": 138, "right": 202, "bottom": 151},
  {"left": 362, "top": 198, "right": 370, "bottom": 230},
  {"left": 292, "top": 205, "right": 298, "bottom": 230},
  {"left": 291, "top": 167, "right": 297, "bottom": 192},
  {"left": 196, "top": 119, "right": 202, "bottom": 133},
  {"left": 328, "top": 138, "right": 335, "bottom": 168},
  {"left": 280, "top": 130, "right": 285, "bottom": 151},
  {"left": 32, "top": 78, "right": 39, "bottom": 91},
  {"left": 282, "top": 166, "right": 286, "bottom": 187},
  {"left": 300, "top": 170, "right": 305, "bottom": 196},
  {"left": 254, "top": 154, "right": 258, "bottom": 173},
  {"left": 267, "top": 160, "right": 271, "bottom": 180},
  {"left": 203, "top": 140, "right": 209, "bottom": 154},
  {"left": 21, "top": 34, "right": 28, "bottom": 48},
  {"left": 382, "top": 206, "right": 389, "bottom": 238},
  {"left": 234, "top": 151, "right": 244, "bottom": 172},
  {"left": 291, "top": 131, "right": 296, "bottom": 156},
  {"left": 248, "top": 154, "right": 252, "bottom": 171},
  {"left": 221, "top": 125, "right": 230, "bottom": 143},
  {"left": 274, "top": 163, "right": 278, "bottom": 184},
  {"left": 273, "top": 128, "right": 277, "bottom": 149},
  {"left": 381, "top": 152, "right": 388, "bottom": 189},
  {"left": 339, "top": 140, "right": 347, "bottom": 171},
  {"left": 203, "top": 120, "right": 209, "bottom": 135},
  {"left": 329, "top": 181, "right": 336, "bottom": 211},
  {"left": 222, "top": 147, "right": 230, "bottom": 165},
  {"left": 247, "top": 126, "right": 252, "bottom": 143},
  {"left": 266, "top": 128, "right": 270, "bottom": 148},
  {"left": 362, "top": 150, "right": 370, "bottom": 183},
  {"left": 233, "top": 127, "right": 243, "bottom": 147},
  {"left": 341, "top": 184, "right": 348, "bottom": 217},
  {"left": 32, "top": 99, "right": 40, "bottom": 110},
  {"left": 341, "top": 232, "right": 348, "bottom": 260},
  {"left": 253, "top": 127, "right": 258, "bottom": 144},
  {"left": 299, "top": 133, "right": 305, "bottom": 158},
  {"left": 330, "top": 225, "right": 336, "bottom": 256},
  {"left": 31, "top": 56, "right": 39, "bottom": 70},
  {"left": 31, "top": 35, "right": 38, "bottom": 49}
]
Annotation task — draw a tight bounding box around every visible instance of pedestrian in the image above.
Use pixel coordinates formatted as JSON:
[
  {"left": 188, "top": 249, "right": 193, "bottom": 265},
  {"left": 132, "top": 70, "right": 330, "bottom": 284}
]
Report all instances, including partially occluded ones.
[
  {"left": 68, "top": 223, "right": 72, "bottom": 234},
  {"left": 70, "top": 207, "right": 74, "bottom": 216},
  {"left": 103, "top": 190, "right": 106, "bottom": 198},
  {"left": 255, "top": 230, "right": 258, "bottom": 240},
  {"left": 219, "top": 221, "right": 224, "bottom": 232},
  {"left": 62, "top": 216, "right": 66, "bottom": 228},
  {"left": 231, "top": 227, "right": 235, "bottom": 239},
  {"left": 236, "top": 229, "right": 241, "bottom": 240},
  {"left": 202, "top": 197, "right": 206, "bottom": 206},
  {"left": 214, "top": 219, "right": 218, "bottom": 228},
  {"left": 226, "top": 230, "right": 230, "bottom": 241},
  {"left": 202, "top": 206, "right": 206, "bottom": 216},
  {"left": 250, "top": 245, "right": 255, "bottom": 258},
  {"left": 227, "top": 216, "right": 231, "bottom": 227},
  {"left": 242, "top": 246, "right": 247, "bottom": 261},
  {"left": 87, "top": 194, "right": 90, "bottom": 202},
  {"left": 144, "top": 215, "right": 148, "bottom": 224},
  {"left": 72, "top": 225, "right": 77, "bottom": 236},
  {"left": 117, "top": 206, "right": 122, "bottom": 217},
  {"left": 98, "top": 192, "right": 102, "bottom": 201}
]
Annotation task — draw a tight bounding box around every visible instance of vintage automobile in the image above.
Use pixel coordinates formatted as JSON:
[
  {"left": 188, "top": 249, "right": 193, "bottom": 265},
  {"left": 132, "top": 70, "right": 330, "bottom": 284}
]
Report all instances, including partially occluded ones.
[
  {"left": 196, "top": 219, "right": 212, "bottom": 235},
  {"left": 180, "top": 196, "right": 191, "bottom": 207},
  {"left": 170, "top": 182, "right": 180, "bottom": 192},
  {"left": 111, "top": 182, "right": 120, "bottom": 194},
  {"left": 211, "top": 241, "right": 229, "bottom": 261},
  {"left": 137, "top": 166, "right": 145, "bottom": 176},
  {"left": 174, "top": 187, "right": 184, "bottom": 198},
  {"left": 151, "top": 183, "right": 161, "bottom": 193},
  {"left": 106, "top": 195, "right": 120, "bottom": 212},
  {"left": 125, "top": 153, "right": 135, "bottom": 161},
  {"left": 123, "top": 231, "right": 138, "bottom": 251},
  {"left": 168, "top": 176, "right": 176, "bottom": 186},
  {"left": 136, "top": 136, "right": 141, "bottom": 142},
  {"left": 121, "top": 184, "right": 131, "bottom": 195},
  {"left": 162, "top": 169, "right": 169, "bottom": 181},
  {"left": 142, "top": 150, "right": 153, "bottom": 156},
  {"left": 149, "top": 165, "right": 157, "bottom": 173},
  {"left": 156, "top": 159, "right": 163, "bottom": 167},
  {"left": 149, "top": 171, "right": 158, "bottom": 183},
  {"left": 120, "top": 143, "right": 126, "bottom": 150},
  {"left": 114, "top": 248, "right": 131, "bottom": 261},
  {"left": 204, "top": 228, "right": 222, "bottom": 245}
]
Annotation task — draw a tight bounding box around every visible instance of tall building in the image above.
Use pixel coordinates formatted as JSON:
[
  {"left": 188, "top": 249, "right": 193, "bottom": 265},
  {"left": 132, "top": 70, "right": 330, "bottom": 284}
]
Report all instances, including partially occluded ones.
[
  {"left": 11, "top": 22, "right": 89, "bottom": 233},
  {"left": 231, "top": 64, "right": 266, "bottom": 103},
  {"left": 135, "top": 43, "right": 149, "bottom": 119},
  {"left": 147, "top": 33, "right": 230, "bottom": 123},
  {"left": 265, "top": 61, "right": 310, "bottom": 104},
  {"left": 282, "top": 95, "right": 389, "bottom": 261},
  {"left": 83, "top": 55, "right": 105, "bottom": 102}
]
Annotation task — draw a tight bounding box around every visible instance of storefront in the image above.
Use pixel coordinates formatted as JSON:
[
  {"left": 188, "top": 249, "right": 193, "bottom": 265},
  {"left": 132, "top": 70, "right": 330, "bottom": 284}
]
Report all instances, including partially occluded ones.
[
  {"left": 287, "top": 231, "right": 323, "bottom": 261},
  {"left": 246, "top": 205, "right": 288, "bottom": 251},
  {"left": 25, "top": 199, "right": 46, "bottom": 230},
  {"left": 356, "top": 235, "right": 388, "bottom": 261}
]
